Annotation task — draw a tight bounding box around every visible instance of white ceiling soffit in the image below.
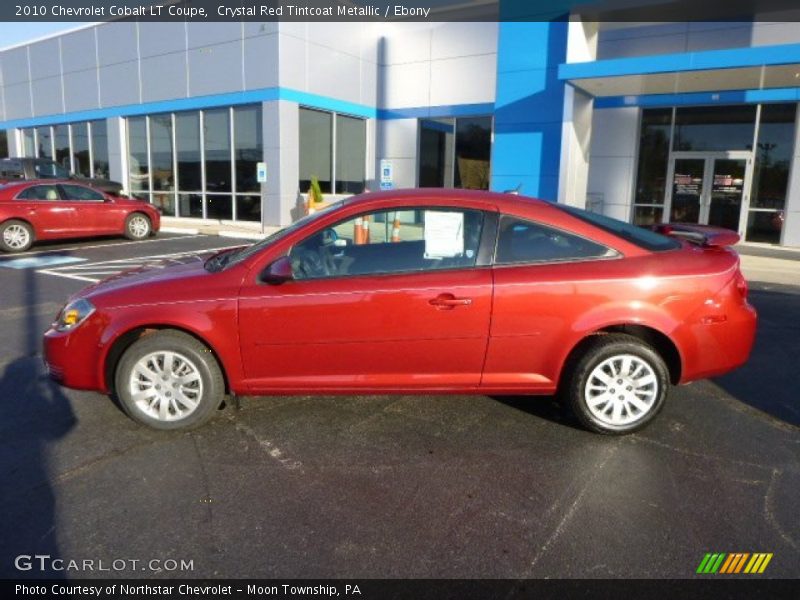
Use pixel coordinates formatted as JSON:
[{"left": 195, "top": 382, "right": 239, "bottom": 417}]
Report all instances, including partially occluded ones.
[{"left": 570, "top": 63, "right": 800, "bottom": 96}]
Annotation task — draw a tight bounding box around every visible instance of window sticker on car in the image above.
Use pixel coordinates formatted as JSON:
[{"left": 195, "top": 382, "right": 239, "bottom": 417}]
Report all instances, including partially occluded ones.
[{"left": 423, "top": 211, "right": 464, "bottom": 259}]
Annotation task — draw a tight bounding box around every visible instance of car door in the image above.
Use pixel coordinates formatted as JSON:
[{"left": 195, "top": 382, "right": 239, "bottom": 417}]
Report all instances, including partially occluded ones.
[
  {"left": 57, "top": 183, "right": 117, "bottom": 233},
  {"left": 14, "top": 184, "right": 76, "bottom": 236},
  {"left": 238, "top": 206, "right": 494, "bottom": 392}
]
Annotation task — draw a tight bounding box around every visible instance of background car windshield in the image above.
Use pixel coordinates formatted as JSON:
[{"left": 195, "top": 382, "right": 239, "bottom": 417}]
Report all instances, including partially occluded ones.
[
  {"left": 558, "top": 204, "right": 681, "bottom": 252},
  {"left": 34, "top": 160, "right": 70, "bottom": 179}
]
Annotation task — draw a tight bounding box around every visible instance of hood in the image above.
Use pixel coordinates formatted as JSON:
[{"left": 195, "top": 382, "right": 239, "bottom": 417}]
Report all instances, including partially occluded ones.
[{"left": 78, "top": 253, "right": 218, "bottom": 306}]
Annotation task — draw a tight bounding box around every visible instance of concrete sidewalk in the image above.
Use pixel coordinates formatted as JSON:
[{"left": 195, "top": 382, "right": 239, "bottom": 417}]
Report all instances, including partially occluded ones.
[
  {"left": 160, "top": 217, "right": 278, "bottom": 240},
  {"left": 736, "top": 243, "right": 800, "bottom": 286}
]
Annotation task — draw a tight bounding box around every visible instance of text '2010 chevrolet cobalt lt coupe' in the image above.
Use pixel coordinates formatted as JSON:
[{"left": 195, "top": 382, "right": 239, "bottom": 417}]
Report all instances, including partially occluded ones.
[{"left": 44, "top": 189, "right": 756, "bottom": 434}]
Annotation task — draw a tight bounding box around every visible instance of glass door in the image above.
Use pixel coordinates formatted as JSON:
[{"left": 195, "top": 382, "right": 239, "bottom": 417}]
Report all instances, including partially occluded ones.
[
  {"left": 706, "top": 158, "right": 747, "bottom": 231},
  {"left": 669, "top": 158, "right": 705, "bottom": 223},
  {"left": 665, "top": 152, "right": 752, "bottom": 232}
]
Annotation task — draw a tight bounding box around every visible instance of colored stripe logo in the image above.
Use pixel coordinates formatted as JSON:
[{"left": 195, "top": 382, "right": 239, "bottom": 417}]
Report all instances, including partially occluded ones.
[{"left": 697, "top": 553, "right": 773, "bottom": 574}]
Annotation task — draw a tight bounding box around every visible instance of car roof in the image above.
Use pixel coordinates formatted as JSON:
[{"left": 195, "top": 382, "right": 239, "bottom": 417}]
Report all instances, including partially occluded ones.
[{"left": 342, "top": 188, "right": 553, "bottom": 212}]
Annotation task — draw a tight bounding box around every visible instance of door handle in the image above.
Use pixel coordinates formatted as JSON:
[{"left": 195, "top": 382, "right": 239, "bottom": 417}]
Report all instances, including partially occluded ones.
[{"left": 429, "top": 293, "right": 472, "bottom": 309}]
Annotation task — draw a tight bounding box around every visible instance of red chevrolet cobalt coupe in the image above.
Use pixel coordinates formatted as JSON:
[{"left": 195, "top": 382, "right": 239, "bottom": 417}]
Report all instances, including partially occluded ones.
[
  {"left": 0, "top": 180, "right": 160, "bottom": 252},
  {"left": 44, "top": 190, "right": 756, "bottom": 434}
]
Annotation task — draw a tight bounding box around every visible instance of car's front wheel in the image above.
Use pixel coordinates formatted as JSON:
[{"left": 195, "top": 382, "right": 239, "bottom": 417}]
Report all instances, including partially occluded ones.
[
  {"left": 125, "top": 212, "right": 151, "bottom": 240},
  {"left": 565, "top": 334, "right": 669, "bottom": 435},
  {"left": 0, "top": 220, "right": 34, "bottom": 253},
  {"left": 115, "top": 331, "right": 225, "bottom": 430}
]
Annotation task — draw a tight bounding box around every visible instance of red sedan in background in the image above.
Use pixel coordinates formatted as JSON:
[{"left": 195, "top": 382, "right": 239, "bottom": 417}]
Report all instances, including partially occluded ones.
[
  {"left": 43, "top": 189, "right": 756, "bottom": 435},
  {"left": 0, "top": 180, "right": 160, "bottom": 252}
]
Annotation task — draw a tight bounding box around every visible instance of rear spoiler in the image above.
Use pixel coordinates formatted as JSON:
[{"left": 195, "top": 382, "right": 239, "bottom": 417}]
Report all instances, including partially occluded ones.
[{"left": 650, "top": 223, "right": 740, "bottom": 248}]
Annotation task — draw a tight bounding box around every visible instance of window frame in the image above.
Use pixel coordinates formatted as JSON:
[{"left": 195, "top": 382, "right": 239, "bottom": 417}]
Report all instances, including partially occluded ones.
[
  {"left": 283, "top": 205, "right": 497, "bottom": 283},
  {"left": 492, "top": 214, "right": 620, "bottom": 267}
]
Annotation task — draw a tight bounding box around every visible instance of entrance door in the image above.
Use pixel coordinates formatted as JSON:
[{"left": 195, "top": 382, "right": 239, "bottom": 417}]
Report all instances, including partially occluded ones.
[{"left": 665, "top": 153, "right": 752, "bottom": 233}]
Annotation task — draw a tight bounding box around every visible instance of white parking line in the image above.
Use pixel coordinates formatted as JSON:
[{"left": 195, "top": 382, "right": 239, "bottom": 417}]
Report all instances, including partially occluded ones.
[
  {"left": 37, "top": 245, "right": 244, "bottom": 283},
  {"left": 7, "top": 233, "right": 207, "bottom": 258}
]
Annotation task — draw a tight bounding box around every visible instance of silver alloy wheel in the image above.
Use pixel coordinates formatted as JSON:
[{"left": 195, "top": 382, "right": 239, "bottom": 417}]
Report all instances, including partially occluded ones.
[
  {"left": 128, "top": 351, "right": 204, "bottom": 422},
  {"left": 3, "top": 224, "right": 30, "bottom": 250},
  {"left": 128, "top": 215, "right": 149, "bottom": 238},
  {"left": 584, "top": 354, "right": 658, "bottom": 427}
]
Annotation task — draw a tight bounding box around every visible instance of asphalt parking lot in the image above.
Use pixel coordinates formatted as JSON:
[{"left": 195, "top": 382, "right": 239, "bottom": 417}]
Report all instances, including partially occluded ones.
[{"left": 0, "top": 233, "right": 798, "bottom": 579}]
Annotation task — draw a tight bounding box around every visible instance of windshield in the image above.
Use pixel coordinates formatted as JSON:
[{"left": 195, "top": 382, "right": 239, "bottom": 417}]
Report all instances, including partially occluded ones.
[
  {"left": 207, "top": 201, "right": 345, "bottom": 271},
  {"left": 557, "top": 204, "right": 681, "bottom": 252}
]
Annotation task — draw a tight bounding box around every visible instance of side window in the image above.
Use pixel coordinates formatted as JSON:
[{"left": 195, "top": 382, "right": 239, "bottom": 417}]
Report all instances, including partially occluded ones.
[
  {"left": 0, "top": 160, "right": 23, "bottom": 178},
  {"left": 60, "top": 184, "right": 105, "bottom": 202},
  {"left": 16, "top": 185, "right": 60, "bottom": 201},
  {"left": 289, "top": 207, "right": 485, "bottom": 280},
  {"left": 495, "top": 216, "right": 613, "bottom": 264}
]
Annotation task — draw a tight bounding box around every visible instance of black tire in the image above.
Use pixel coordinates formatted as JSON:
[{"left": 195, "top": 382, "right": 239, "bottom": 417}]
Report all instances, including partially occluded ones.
[
  {"left": 563, "top": 333, "right": 669, "bottom": 435},
  {"left": 124, "top": 212, "right": 151, "bottom": 240},
  {"left": 0, "top": 219, "right": 34, "bottom": 253},
  {"left": 114, "top": 330, "right": 225, "bottom": 430}
]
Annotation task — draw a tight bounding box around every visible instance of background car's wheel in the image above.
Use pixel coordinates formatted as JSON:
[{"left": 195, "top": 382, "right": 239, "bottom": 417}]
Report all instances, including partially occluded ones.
[
  {"left": 564, "top": 333, "right": 669, "bottom": 435},
  {"left": 0, "top": 220, "right": 34, "bottom": 253},
  {"left": 125, "top": 213, "right": 151, "bottom": 240},
  {"left": 115, "top": 330, "right": 225, "bottom": 430}
]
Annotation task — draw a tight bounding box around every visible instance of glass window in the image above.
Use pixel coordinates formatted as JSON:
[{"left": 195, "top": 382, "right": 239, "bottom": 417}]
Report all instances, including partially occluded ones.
[
  {"left": 236, "top": 194, "right": 261, "bottom": 222},
  {"left": 673, "top": 105, "right": 756, "bottom": 152},
  {"left": 419, "top": 118, "right": 454, "bottom": 187},
  {"left": 36, "top": 126, "right": 52, "bottom": 159},
  {"left": 21, "top": 129, "right": 34, "bottom": 157},
  {"left": 60, "top": 184, "right": 105, "bottom": 201},
  {"left": 335, "top": 114, "right": 366, "bottom": 194},
  {"left": 207, "top": 194, "right": 233, "bottom": 220},
  {"left": 558, "top": 204, "right": 680, "bottom": 252},
  {"left": 752, "top": 104, "right": 796, "bottom": 211},
  {"left": 634, "top": 108, "right": 671, "bottom": 209},
  {"left": 127, "top": 117, "right": 149, "bottom": 195},
  {"left": 54, "top": 125, "right": 70, "bottom": 171},
  {"left": 150, "top": 114, "right": 175, "bottom": 216},
  {"left": 0, "top": 130, "right": 7, "bottom": 157},
  {"left": 91, "top": 120, "right": 109, "bottom": 179},
  {"left": 234, "top": 105, "right": 262, "bottom": 194},
  {"left": 454, "top": 116, "right": 492, "bottom": 190},
  {"left": 495, "top": 216, "right": 613, "bottom": 264},
  {"left": 71, "top": 122, "right": 91, "bottom": 177},
  {"left": 204, "top": 109, "right": 231, "bottom": 193},
  {"left": 289, "top": 207, "right": 485, "bottom": 279},
  {"left": 176, "top": 111, "right": 202, "bottom": 192},
  {"left": 178, "top": 193, "right": 203, "bottom": 218},
  {"left": 0, "top": 159, "right": 24, "bottom": 178},
  {"left": 33, "top": 159, "right": 70, "bottom": 179},
  {"left": 299, "top": 108, "right": 332, "bottom": 193},
  {"left": 17, "top": 184, "right": 60, "bottom": 201}
]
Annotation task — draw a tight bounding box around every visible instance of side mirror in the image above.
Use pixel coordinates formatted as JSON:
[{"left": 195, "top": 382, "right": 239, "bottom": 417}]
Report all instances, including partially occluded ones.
[{"left": 260, "top": 256, "right": 294, "bottom": 285}]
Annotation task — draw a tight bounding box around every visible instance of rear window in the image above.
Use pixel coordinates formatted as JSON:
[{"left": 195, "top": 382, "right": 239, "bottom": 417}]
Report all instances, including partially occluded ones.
[{"left": 557, "top": 205, "right": 681, "bottom": 252}]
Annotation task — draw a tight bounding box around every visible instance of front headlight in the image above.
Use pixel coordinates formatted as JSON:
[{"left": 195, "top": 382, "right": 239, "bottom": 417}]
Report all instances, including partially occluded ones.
[{"left": 54, "top": 298, "right": 96, "bottom": 332}]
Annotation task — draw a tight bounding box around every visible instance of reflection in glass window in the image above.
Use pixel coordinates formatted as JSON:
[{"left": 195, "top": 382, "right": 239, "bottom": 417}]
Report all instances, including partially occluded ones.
[
  {"left": 71, "top": 122, "right": 91, "bottom": 177},
  {"left": 54, "top": 125, "right": 70, "bottom": 171},
  {"left": 0, "top": 130, "right": 8, "bottom": 158},
  {"left": 454, "top": 116, "right": 492, "bottom": 190},
  {"left": 234, "top": 105, "right": 262, "bottom": 194},
  {"left": 91, "top": 120, "right": 109, "bottom": 179},
  {"left": 204, "top": 109, "right": 231, "bottom": 193},
  {"left": 299, "top": 108, "right": 332, "bottom": 193},
  {"left": 178, "top": 193, "right": 203, "bottom": 218},
  {"left": 419, "top": 118, "right": 454, "bottom": 187},
  {"left": 176, "top": 111, "right": 201, "bottom": 192},
  {"left": 335, "top": 115, "right": 366, "bottom": 194},
  {"left": 127, "top": 117, "right": 149, "bottom": 195},
  {"left": 673, "top": 105, "right": 756, "bottom": 152},
  {"left": 23, "top": 129, "right": 35, "bottom": 157},
  {"left": 634, "top": 108, "right": 671, "bottom": 217},
  {"left": 36, "top": 126, "right": 52, "bottom": 159},
  {"left": 206, "top": 194, "right": 232, "bottom": 220},
  {"left": 150, "top": 114, "right": 175, "bottom": 216},
  {"left": 289, "top": 208, "right": 485, "bottom": 280}
]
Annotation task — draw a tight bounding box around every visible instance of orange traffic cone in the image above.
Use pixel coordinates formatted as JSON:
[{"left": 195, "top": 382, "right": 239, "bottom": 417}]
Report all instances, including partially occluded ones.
[
  {"left": 361, "top": 215, "right": 371, "bottom": 244},
  {"left": 391, "top": 217, "right": 401, "bottom": 242},
  {"left": 354, "top": 217, "right": 364, "bottom": 245}
]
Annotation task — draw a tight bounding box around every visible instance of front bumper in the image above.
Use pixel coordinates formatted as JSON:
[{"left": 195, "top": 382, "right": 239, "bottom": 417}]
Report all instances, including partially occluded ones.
[{"left": 43, "top": 319, "right": 107, "bottom": 392}]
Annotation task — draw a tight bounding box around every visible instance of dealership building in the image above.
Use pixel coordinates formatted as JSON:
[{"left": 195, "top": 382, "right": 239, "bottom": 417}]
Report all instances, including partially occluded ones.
[{"left": 1, "top": 5, "right": 800, "bottom": 246}]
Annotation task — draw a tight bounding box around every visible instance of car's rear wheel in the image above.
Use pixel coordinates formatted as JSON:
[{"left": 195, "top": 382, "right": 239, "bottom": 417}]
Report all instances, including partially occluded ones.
[
  {"left": 0, "top": 220, "right": 34, "bottom": 253},
  {"left": 125, "top": 213, "right": 151, "bottom": 240},
  {"left": 115, "top": 331, "right": 225, "bottom": 430},
  {"left": 565, "top": 334, "right": 669, "bottom": 435}
]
